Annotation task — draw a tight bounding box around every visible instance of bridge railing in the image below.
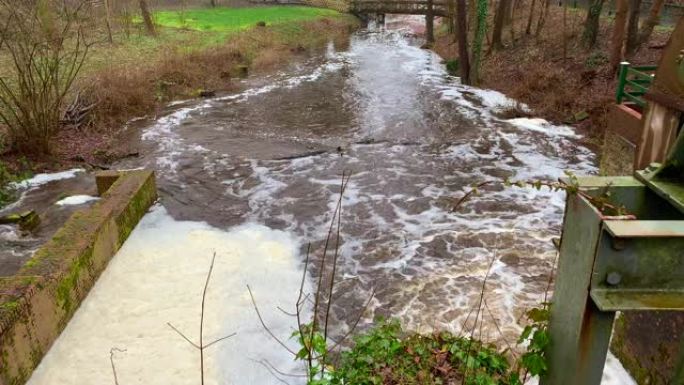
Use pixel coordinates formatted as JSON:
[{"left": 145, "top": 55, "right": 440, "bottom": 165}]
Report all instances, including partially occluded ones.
[{"left": 616, "top": 62, "right": 657, "bottom": 109}]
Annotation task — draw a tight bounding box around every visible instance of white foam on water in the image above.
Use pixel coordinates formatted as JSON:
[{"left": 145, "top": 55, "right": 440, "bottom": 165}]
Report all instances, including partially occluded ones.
[
  {"left": 525, "top": 352, "right": 636, "bottom": 385},
  {"left": 27, "top": 205, "right": 308, "bottom": 385},
  {"left": 10, "top": 168, "right": 84, "bottom": 189},
  {"left": 141, "top": 56, "right": 350, "bottom": 178},
  {"left": 55, "top": 195, "right": 99, "bottom": 206},
  {"left": 507, "top": 118, "right": 580, "bottom": 138}
]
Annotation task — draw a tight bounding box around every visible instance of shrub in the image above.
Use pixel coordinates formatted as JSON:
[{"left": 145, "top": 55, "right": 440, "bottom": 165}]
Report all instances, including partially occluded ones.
[
  {"left": 292, "top": 318, "right": 526, "bottom": 385},
  {"left": 0, "top": 0, "right": 90, "bottom": 155}
]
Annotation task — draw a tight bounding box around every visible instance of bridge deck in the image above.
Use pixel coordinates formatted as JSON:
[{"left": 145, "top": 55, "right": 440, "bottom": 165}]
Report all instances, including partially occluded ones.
[{"left": 350, "top": 0, "right": 450, "bottom": 16}]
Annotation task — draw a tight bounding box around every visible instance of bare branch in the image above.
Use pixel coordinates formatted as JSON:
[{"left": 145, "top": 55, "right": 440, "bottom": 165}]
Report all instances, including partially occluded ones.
[
  {"left": 276, "top": 306, "right": 298, "bottom": 317},
  {"left": 483, "top": 300, "right": 517, "bottom": 359},
  {"left": 167, "top": 322, "right": 200, "bottom": 350},
  {"left": 320, "top": 286, "right": 376, "bottom": 357},
  {"left": 251, "top": 358, "right": 308, "bottom": 378},
  {"left": 109, "top": 347, "right": 126, "bottom": 385},
  {"left": 199, "top": 252, "right": 217, "bottom": 385},
  {"left": 461, "top": 251, "right": 498, "bottom": 385},
  {"left": 247, "top": 284, "right": 298, "bottom": 356},
  {"left": 203, "top": 333, "right": 237, "bottom": 350},
  {"left": 249, "top": 358, "right": 298, "bottom": 385}
]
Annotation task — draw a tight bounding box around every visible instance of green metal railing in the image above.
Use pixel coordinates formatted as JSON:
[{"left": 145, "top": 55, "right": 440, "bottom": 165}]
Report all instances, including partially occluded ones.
[{"left": 616, "top": 62, "right": 657, "bottom": 108}]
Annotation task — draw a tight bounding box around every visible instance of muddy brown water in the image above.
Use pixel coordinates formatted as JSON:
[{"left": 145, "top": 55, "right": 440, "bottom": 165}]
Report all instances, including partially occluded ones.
[
  {"left": 5, "top": 17, "right": 596, "bottom": 364},
  {"left": 112, "top": 19, "right": 596, "bottom": 342}
]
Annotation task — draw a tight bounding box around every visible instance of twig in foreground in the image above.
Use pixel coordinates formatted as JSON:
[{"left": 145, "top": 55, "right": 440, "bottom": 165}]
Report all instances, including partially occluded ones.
[{"left": 167, "top": 253, "right": 236, "bottom": 385}]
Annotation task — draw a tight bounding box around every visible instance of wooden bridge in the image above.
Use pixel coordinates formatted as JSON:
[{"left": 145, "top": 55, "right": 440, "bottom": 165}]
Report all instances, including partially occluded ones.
[
  {"left": 350, "top": 0, "right": 449, "bottom": 17},
  {"left": 349, "top": 0, "right": 449, "bottom": 43}
]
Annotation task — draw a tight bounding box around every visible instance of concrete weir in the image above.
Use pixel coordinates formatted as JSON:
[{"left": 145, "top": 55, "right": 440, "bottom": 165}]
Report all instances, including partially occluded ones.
[{"left": 0, "top": 170, "right": 157, "bottom": 385}]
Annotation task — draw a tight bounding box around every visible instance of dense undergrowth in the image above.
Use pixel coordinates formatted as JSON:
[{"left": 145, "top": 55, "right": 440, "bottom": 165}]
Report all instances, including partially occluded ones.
[
  {"left": 293, "top": 313, "right": 550, "bottom": 385},
  {"left": 434, "top": 5, "right": 674, "bottom": 146}
]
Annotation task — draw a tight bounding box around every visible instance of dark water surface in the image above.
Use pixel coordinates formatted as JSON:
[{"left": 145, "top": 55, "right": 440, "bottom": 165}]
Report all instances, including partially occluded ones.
[{"left": 121, "top": 19, "right": 595, "bottom": 340}]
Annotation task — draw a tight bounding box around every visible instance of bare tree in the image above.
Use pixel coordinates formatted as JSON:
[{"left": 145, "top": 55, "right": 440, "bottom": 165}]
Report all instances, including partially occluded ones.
[
  {"left": 582, "top": 0, "right": 607, "bottom": 47},
  {"left": 492, "top": 0, "right": 512, "bottom": 49},
  {"left": 525, "top": 0, "right": 537, "bottom": 34},
  {"left": 139, "top": 0, "right": 156, "bottom": 36},
  {"left": 471, "top": 0, "right": 488, "bottom": 84},
  {"left": 535, "top": 0, "right": 551, "bottom": 36},
  {"left": 610, "top": 0, "right": 629, "bottom": 70},
  {"left": 104, "top": 0, "right": 113, "bottom": 44},
  {"left": 625, "top": 0, "right": 642, "bottom": 56},
  {"left": 637, "top": 0, "right": 665, "bottom": 45},
  {"left": 0, "top": 0, "right": 90, "bottom": 154},
  {"left": 456, "top": 0, "right": 472, "bottom": 84}
]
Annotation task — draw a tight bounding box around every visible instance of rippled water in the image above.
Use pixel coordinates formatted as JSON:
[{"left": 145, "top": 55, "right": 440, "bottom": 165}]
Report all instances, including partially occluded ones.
[
  {"left": 24, "top": 18, "right": 632, "bottom": 385},
  {"left": 132, "top": 24, "right": 596, "bottom": 338}
]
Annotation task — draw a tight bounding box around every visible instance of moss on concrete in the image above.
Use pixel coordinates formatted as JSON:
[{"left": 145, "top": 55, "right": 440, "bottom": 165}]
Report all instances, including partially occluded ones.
[{"left": 0, "top": 170, "right": 157, "bottom": 385}]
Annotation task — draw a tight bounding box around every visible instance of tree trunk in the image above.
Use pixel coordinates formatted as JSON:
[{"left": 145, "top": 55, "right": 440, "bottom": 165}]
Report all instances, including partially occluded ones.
[
  {"left": 210, "top": 0, "right": 217, "bottom": 7},
  {"left": 609, "top": 0, "right": 629, "bottom": 70},
  {"left": 426, "top": 0, "right": 435, "bottom": 44},
  {"left": 535, "top": 0, "right": 550, "bottom": 36},
  {"left": 447, "top": 0, "right": 456, "bottom": 33},
  {"left": 139, "top": 0, "right": 156, "bottom": 36},
  {"left": 582, "top": 0, "right": 606, "bottom": 47},
  {"left": 637, "top": 0, "right": 665, "bottom": 45},
  {"left": 468, "top": 0, "right": 477, "bottom": 42},
  {"left": 471, "top": 0, "right": 488, "bottom": 83},
  {"left": 625, "top": 0, "right": 641, "bottom": 56},
  {"left": 526, "top": 0, "right": 537, "bottom": 35},
  {"left": 456, "top": 0, "right": 471, "bottom": 84},
  {"left": 492, "top": 0, "right": 511, "bottom": 49},
  {"left": 509, "top": 0, "right": 517, "bottom": 42},
  {"left": 563, "top": 0, "right": 568, "bottom": 59},
  {"left": 104, "top": 0, "right": 113, "bottom": 44}
]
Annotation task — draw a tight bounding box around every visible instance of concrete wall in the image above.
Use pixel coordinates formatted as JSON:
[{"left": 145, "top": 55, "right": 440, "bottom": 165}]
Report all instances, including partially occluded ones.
[
  {"left": 601, "top": 108, "right": 684, "bottom": 384},
  {"left": 0, "top": 170, "right": 157, "bottom": 385}
]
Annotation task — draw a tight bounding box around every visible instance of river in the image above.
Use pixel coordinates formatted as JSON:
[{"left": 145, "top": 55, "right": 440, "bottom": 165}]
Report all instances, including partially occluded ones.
[{"left": 23, "top": 16, "right": 635, "bottom": 385}]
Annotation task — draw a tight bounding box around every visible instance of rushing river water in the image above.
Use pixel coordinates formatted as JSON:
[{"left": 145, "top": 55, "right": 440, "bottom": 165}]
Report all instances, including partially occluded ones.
[{"left": 23, "top": 17, "right": 637, "bottom": 385}]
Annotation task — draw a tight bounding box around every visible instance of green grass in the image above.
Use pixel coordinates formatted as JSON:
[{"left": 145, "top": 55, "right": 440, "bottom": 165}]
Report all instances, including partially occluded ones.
[
  {"left": 81, "top": 6, "right": 343, "bottom": 74},
  {"left": 153, "top": 6, "right": 341, "bottom": 32}
]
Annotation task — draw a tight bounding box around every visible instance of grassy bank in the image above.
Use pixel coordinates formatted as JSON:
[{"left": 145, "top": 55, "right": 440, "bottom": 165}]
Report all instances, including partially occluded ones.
[
  {"left": 154, "top": 6, "right": 340, "bottom": 31},
  {"left": 434, "top": 6, "right": 673, "bottom": 147},
  {"left": 0, "top": 6, "right": 358, "bottom": 175}
]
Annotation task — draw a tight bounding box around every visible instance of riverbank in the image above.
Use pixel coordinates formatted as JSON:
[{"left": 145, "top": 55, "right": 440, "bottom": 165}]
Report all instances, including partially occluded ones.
[
  {"left": 0, "top": 7, "right": 358, "bottom": 181},
  {"left": 433, "top": 5, "right": 673, "bottom": 148}
]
